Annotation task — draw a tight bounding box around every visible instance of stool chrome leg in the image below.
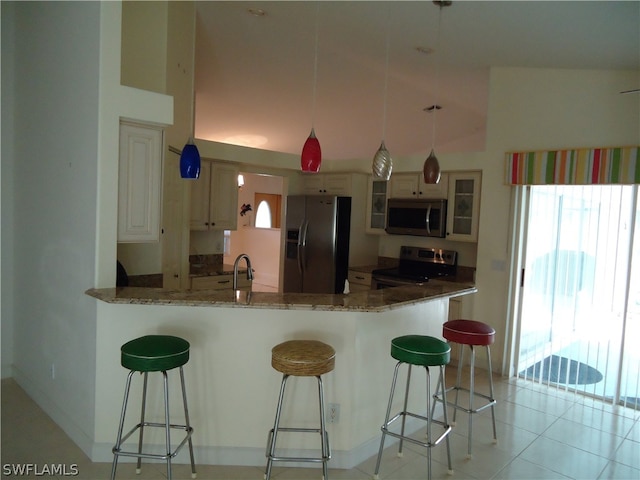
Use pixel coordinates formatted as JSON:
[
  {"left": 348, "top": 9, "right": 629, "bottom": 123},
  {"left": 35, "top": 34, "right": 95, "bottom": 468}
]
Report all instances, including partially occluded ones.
[
  {"left": 179, "top": 367, "right": 197, "bottom": 478},
  {"left": 397, "top": 364, "right": 412, "bottom": 457},
  {"left": 111, "top": 370, "right": 135, "bottom": 480},
  {"left": 467, "top": 346, "right": 476, "bottom": 458},
  {"left": 486, "top": 346, "right": 498, "bottom": 444},
  {"left": 373, "top": 362, "right": 401, "bottom": 480},
  {"left": 425, "top": 366, "right": 453, "bottom": 478},
  {"left": 265, "top": 374, "right": 289, "bottom": 480},
  {"left": 317, "top": 375, "right": 330, "bottom": 480},
  {"left": 162, "top": 371, "right": 173, "bottom": 480},
  {"left": 425, "top": 366, "right": 432, "bottom": 480},
  {"left": 452, "top": 343, "right": 464, "bottom": 426},
  {"left": 437, "top": 365, "right": 454, "bottom": 475},
  {"left": 136, "top": 372, "right": 148, "bottom": 474}
]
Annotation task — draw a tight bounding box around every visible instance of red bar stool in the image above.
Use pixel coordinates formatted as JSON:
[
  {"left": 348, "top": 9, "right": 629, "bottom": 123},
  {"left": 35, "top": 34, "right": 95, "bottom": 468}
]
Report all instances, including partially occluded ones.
[{"left": 434, "top": 319, "right": 497, "bottom": 458}]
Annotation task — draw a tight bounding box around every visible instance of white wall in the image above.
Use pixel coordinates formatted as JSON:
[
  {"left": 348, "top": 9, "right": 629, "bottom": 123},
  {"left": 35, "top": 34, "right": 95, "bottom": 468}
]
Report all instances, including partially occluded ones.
[
  {"left": 2, "top": 0, "right": 102, "bottom": 448},
  {"left": 1, "top": 2, "right": 16, "bottom": 379}
]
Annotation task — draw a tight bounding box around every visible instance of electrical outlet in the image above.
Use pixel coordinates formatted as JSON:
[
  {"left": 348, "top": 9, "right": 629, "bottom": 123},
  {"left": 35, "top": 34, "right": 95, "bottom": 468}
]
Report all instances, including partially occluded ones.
[{"left": 327, "top": 403, "right": 340, "bottom": 424}]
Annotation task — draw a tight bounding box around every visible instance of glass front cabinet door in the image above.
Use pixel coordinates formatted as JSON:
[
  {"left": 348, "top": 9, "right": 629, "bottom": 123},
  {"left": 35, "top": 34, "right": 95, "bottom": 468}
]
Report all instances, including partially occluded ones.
[
  {"left": 446, "top": 171, "right": 481, "bottom": 242},
  {"left": 366, "top": 177, "right": 388, "bottom": 234}
]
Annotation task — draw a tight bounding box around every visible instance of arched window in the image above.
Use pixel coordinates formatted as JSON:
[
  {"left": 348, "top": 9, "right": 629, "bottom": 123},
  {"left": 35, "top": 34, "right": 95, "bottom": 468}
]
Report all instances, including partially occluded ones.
[
  {"left": 255, "top": 200, "right": 272, "bottom": 228},
  {"left": 254, "top": 193, "right": 282, "bottom": 228}
]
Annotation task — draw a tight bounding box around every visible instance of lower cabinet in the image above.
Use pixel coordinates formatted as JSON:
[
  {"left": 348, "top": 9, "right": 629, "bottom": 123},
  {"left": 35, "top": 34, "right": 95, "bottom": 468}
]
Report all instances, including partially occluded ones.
[
  {"left": 448, "top": 298, "right": 462, "bottom": 320},
  {"left": 348, "top": 270, "right": 373, "bottom": 292},
  {"left": 190, "top": 274, "right": 251, "bottom": 290}
]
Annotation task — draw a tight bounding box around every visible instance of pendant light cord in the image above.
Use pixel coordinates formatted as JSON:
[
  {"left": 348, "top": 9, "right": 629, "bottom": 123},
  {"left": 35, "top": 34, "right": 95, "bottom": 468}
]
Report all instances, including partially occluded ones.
[
  {"left": 381, "top": 10, "right": 391, "bottom": 141},
  {"left": 431, "top": 4, "right": 444, "bottom": 150},
  {"left": 311, "top": 2, "right": 320, "bottom": 127}
]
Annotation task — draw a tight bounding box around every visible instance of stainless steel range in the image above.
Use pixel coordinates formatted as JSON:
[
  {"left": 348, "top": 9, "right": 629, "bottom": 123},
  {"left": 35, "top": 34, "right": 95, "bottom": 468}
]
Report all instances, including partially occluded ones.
[{"left": 372, "top": 246, "right": 457, "bottom": 289}]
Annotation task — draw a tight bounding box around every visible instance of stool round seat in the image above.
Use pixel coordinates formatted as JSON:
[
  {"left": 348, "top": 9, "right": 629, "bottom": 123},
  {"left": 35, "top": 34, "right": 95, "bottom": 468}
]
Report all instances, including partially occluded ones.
[
  {"left": 121, "top": 335, "right": 190, "bottom": 372},
  {"left": 271, "top": 340, "right": 335, "bottom": 377},
  {"left": 391, "top": 335, "right": 450, "bottom": 367},
  {"left": 443, "top": 320, "right": 495, "bottom": 346}
]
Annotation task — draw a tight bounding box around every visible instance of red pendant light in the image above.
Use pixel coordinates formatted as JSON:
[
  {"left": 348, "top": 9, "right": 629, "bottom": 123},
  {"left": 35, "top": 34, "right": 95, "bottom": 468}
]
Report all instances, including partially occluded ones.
[
  {"left": 301, "top": 3, "right": 322, "bottom": 173},
  {"left": 301, "top": 128, "right": 322, "bottom": 173}
]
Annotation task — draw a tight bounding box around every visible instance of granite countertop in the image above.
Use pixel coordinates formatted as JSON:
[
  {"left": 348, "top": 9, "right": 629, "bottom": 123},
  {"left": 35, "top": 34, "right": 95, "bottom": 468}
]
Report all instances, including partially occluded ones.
[{"left": 85, "top": 280, "right": 476, "bottom": 312}]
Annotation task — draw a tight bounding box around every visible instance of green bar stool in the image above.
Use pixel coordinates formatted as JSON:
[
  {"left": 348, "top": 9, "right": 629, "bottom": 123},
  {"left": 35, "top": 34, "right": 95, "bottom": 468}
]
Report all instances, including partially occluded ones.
[
  {"left": 265, "top": 340, "right": 335, "bottom": 480},
  {"left": 374, "top": 335, "right": 453, "bottom": 480},
  {"left": 110, "top": 335, "right": 196, "bottom": 480}
]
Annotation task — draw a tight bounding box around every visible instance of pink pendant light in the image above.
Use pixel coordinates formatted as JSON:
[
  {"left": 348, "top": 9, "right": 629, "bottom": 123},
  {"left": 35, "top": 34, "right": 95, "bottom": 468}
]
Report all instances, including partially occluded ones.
[{"left": 301, "top": 4, "right": 322, "bottom": 173}]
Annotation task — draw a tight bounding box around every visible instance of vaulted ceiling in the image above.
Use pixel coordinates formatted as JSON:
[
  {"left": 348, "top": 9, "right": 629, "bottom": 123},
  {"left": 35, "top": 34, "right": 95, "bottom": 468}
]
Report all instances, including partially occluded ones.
[{"left": 193, "top": 1, "right": 639, "bottom": 161}]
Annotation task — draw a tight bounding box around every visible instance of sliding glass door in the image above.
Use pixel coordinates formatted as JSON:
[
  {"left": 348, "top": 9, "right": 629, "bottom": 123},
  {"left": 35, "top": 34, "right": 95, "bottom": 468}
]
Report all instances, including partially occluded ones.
[{"left": 515, "top": 185, "right": 639, "bottom": 408}]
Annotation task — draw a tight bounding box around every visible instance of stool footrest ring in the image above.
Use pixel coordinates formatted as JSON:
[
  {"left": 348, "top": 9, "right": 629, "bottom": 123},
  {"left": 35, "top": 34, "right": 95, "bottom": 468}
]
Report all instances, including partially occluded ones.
[
  {"left": 435, "top": 386, "right": 496, "bottom": 414},
  {"left": 382, "top": 412, "right": 451, "bottom": 449},
  {"left": 265, "top": 428, "right": 331, "bottom": 464},
  {"left": 112, "top": 422, "right": 194, "bottom": 461}
]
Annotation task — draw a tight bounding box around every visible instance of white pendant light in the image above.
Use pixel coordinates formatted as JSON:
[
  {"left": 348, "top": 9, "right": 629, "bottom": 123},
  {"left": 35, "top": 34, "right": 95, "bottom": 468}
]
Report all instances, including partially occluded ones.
[{"left": 372, "top": 15, "right": 393, "bottom": 181}]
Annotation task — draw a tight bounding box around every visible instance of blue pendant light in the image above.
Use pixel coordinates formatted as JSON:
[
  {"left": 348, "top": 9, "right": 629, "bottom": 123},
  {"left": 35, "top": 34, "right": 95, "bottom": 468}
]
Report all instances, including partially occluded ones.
[{"left": 180, "top": 138, "right": 201, "bottom": 179}]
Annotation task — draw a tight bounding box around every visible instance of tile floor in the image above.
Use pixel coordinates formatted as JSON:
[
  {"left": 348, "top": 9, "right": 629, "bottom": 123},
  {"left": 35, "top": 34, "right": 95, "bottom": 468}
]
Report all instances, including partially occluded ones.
[{"left": 2, "top": 367, "right": 639, "bottom": 480}]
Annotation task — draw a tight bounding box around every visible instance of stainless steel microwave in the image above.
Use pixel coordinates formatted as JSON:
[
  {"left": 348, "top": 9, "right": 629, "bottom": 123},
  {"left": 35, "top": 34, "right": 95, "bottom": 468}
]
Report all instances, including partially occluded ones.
[{"left": 386, "top": 198, "right": 447, "bottom": 237}]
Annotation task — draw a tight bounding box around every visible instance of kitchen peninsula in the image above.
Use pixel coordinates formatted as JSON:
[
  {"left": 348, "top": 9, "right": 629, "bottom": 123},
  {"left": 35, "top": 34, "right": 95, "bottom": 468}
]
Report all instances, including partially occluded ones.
[{"left": 87, "top": 282, "right": 476, "bottom": 468}]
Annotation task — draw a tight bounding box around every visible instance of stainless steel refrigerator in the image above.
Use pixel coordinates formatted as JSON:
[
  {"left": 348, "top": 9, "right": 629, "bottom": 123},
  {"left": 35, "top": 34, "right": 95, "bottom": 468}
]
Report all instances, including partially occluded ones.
[{"left": 283, "top": 195, "right": 351, "bottom": 294}]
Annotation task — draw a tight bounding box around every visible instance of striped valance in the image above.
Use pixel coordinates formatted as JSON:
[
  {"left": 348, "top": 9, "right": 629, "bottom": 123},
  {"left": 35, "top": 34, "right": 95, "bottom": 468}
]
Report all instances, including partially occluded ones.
[{"left": 505, "top": 147, "right": 640, "bottom": 185}]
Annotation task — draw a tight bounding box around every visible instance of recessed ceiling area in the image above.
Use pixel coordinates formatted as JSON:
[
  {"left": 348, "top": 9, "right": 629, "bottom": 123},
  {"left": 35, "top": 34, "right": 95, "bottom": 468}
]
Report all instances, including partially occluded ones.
[{"left": 194, "top": 1, "right": 639, "bottom": 161}]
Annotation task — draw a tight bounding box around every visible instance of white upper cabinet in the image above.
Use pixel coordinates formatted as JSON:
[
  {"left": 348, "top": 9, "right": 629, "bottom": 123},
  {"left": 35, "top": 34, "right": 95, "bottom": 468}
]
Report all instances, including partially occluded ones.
[
  {"left": 446, "top": 171, "right": 481, "bottom": 242},
  {"left": 118, "top": 121, "right": 163, "bottom": 242},
  {"left": 389, "top": 172, "right": 448, "bottom": 199},
  {"left": 190, "top": 160, "right": 238, "bottom": 231},
  {"left": 301, "top": 173, "right": 352, "bottom": 196}
]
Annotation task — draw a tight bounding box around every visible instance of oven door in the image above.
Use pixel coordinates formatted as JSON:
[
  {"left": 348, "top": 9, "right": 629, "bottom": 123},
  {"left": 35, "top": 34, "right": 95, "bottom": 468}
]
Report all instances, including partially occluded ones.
[{"left": 372, "top": 275, "right": 425, "bottom": 290}]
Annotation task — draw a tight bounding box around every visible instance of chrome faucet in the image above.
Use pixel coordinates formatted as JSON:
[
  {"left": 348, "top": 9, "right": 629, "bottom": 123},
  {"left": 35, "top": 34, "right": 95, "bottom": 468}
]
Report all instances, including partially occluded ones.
[{"left": 233, "top": 253, "right": 254, "bottom": 290}]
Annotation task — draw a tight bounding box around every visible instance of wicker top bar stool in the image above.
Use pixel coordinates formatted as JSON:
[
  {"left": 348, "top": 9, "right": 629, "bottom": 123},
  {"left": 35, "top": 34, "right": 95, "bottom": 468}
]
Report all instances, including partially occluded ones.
[{"left": 265, "top": 340, "right": 335, "bottom": 480}]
